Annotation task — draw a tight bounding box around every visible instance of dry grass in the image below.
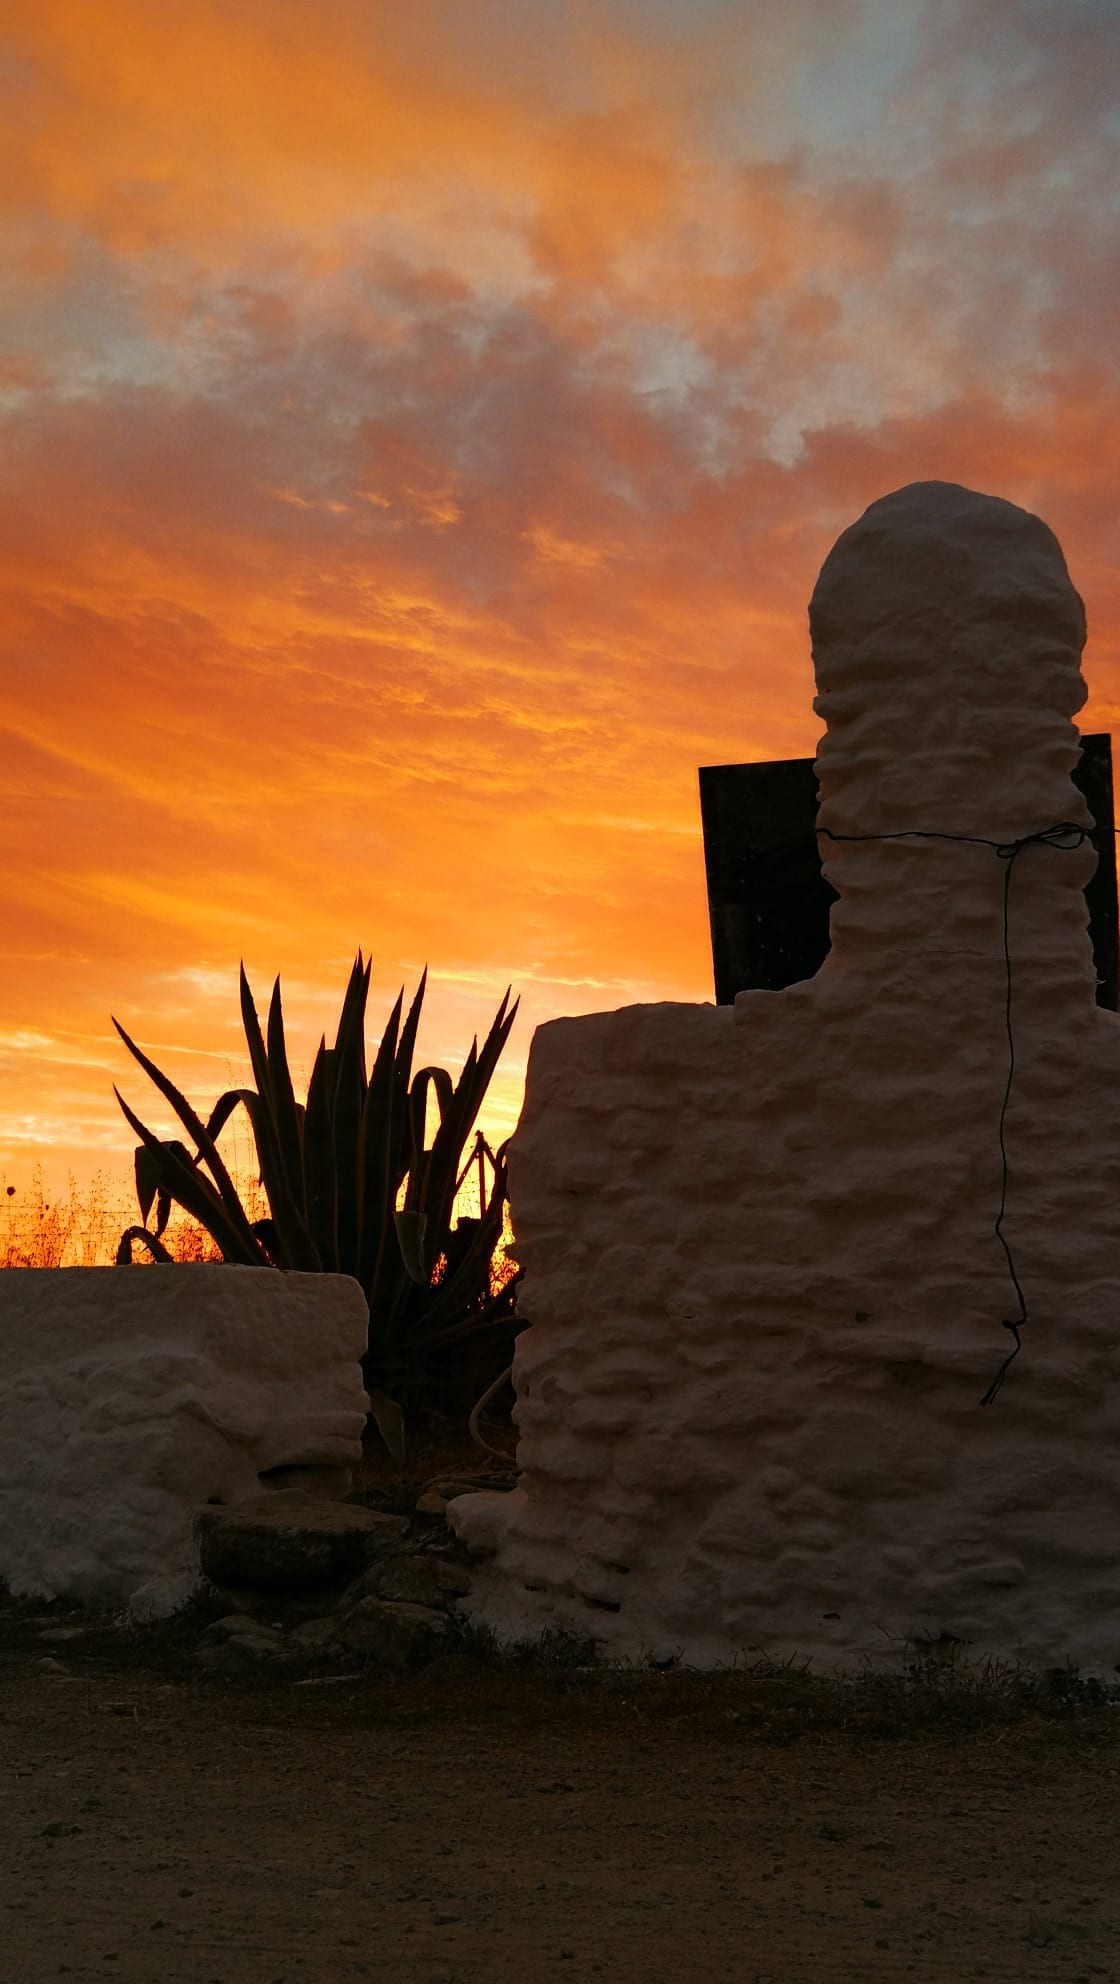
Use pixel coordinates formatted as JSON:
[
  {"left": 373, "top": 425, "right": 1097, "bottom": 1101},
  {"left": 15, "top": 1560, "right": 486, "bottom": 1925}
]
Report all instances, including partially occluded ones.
[
  {"left": 0, "top": 1166, "right": 520, "bottom": 1282},
  {"left": 1, "top": 1166, "right": 232, "bottom": 1268}
]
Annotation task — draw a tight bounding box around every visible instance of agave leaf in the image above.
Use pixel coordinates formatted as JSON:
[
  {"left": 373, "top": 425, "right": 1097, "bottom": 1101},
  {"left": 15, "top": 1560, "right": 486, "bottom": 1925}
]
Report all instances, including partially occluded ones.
[
  {"left": 236, "top": 972, "right": 303, "bottom": 1230},
  {"left": 238, "top": 964, "right": 272, "bottom": 1103},
  {"left": 303, "top": 1038, "right": 339, "bottom": 1270},
  {"left": 332, "top": 953, "right": 371, "bottom": 1078},
  {"left": 204, "top": 1088, "right": 245, "bottom": 1147},
  {"left": 422, "top": 1160, "right": 511, "bottom": 1330},
  {"left": 115, "top": 1224, "right": 176, "bottom": 1265},
  {"left": 388, "top": 970, "right": 427, "bottom": 1197},
  {"left": 154, "top": 1185, "right": 172, "bottom": 1240},
  {"left": 366, "top": 992, "right": 516, "bottom": 1402},
  {"left": 419, "top": 993, "right": 519, "bottom": 1244},
  {"left": 364, "top": 978, "right": 428, "bottom": 1366},
  {"left": 235, "top": 1089, "right": 322, "bottom": 1271},
  {"left": 113, "top": 1090, "right": 268, "bottom": 1265},
  {"left": 403, "top": 1066, "right": 455, "bottom": 1211},
  {"left": 393, "top": 1207, "right": 430, "bottom": 1285},
  {"left": 134, "top": 1142, "right": 163, "bottom": 1227},
  {"left": 125, "top": 1134, "right": 258, "bottom": 1263},
  {"left": 249, "top": 1215, "right": 279, "bottom": 1259},
  {"left": 431, "top": 995, "right": 517, "bottom": 1167},
  {"left": 395, "top": 968, "right": 426, "bottom": 1089},
  {"left": 365, "top": 1386, "right": 407, "bottom": 1466},
  {"left": 462, "top": 993, "right": 520, "bottom": 1131},
  {"left": 216, "top": 1066, "right": 294, "bottom": 1253},
  {"left": 426, "top": 1289, "right": 521, "bottom": 1347},
  {"left": 357, "top": 986, "right": 404, "bottom": 1294},
  {"left": 112, "top": 1018, "right": 263, "bottom": 1257},
  {"left": 332, "top": 955, "right": 370, "bottom": 1278},
  {"left": 265, "top": 976, "right": 305, "bottom": 1213}
]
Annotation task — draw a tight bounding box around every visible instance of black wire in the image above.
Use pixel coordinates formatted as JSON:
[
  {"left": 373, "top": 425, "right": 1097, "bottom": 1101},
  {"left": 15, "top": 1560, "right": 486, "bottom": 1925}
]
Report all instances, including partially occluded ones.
[{"left": 816, "top": 822, "right": 1090, "bottom": 1405}]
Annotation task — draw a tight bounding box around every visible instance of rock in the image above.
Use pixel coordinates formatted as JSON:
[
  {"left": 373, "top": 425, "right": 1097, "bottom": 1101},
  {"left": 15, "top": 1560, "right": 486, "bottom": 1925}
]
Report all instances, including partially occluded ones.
[
  {"left": 289, "top": 1616, "right": 342, "bottom": 1649},
  {"left": 257, "top": 1463, "right": 354, "bottom": 1499},
  {"left": 334, "top": 1598, "right": 449, "bottom": 1668},
  {"left": 195, "top": 1629, "right": 305, "bottom": 1672},
  {"left": 193, "top": 1495, "right": 395, "bottom": 1591},
  {"left": 350, "top": 1553, "right": 443, "bottom": 1608},
  {"left": 346, "top": 1509, "right": 410, "bottom": 1542},
  {"left": 203, "top": 1614, "right": 281, "bottom": 1642},
  {"left": 37, "top": 1626, "right": 87, "bottom": 1643},
  {"left": 412, "top": 1477, "right": 501, "bottom": 1517},
  {"left": 226, "top": 1632, "right": 296, "bottom": 1660},
  {"left": 0, "top": 1266, "right": 370, "bottom": 1612},
  {"left": 127, "top": 1570, "right": 199, "bottom": 1624},
  {"left": 432, "top": 1559, "right": 473, "bottom": 1597}
]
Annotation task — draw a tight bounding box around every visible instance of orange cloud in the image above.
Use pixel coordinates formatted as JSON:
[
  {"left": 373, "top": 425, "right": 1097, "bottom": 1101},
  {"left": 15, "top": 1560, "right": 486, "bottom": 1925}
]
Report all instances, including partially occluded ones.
[{"left": 1, "top": 0, "right": 1118, "bottom": 1205}]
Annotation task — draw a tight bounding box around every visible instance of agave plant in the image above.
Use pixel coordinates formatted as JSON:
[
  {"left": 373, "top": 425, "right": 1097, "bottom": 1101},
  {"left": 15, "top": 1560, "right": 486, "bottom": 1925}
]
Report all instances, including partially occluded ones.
[{"left": 113, "top": 956, "right": 521, "bottom": 1457}]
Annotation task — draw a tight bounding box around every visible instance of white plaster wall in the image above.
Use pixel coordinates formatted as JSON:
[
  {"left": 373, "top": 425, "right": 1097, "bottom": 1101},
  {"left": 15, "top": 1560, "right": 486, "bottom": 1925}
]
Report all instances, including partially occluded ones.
[
  {"left": 0, "top": 1265, "right": 369, "bottom": 1613},
  {"left": 452, "top": 482, "right": 1120, "bottom": 1675}
]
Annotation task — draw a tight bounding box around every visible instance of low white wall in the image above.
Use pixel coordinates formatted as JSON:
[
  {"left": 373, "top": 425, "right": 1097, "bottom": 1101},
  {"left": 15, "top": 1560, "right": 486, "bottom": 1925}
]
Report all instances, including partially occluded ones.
[{"left": 0, "top": 1265, "right": 370, "bottom": 1615}]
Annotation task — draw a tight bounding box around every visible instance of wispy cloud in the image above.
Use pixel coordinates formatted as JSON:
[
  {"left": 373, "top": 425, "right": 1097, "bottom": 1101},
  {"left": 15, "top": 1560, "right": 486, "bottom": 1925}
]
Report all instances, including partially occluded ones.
[{"left": 1, "top": 0, "right": 1117, "bottom": 1184}]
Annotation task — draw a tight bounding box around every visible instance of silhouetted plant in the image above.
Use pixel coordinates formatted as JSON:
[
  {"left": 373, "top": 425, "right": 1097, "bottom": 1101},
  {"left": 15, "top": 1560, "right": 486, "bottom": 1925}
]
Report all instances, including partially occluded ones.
[{"left": 113, "top": 955, "right": 521, "bottom": 1456}]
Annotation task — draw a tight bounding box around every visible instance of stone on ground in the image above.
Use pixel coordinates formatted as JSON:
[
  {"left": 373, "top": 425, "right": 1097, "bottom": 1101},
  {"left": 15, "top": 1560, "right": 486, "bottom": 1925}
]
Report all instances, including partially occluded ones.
[
  {"left": 194, "top": 1493, "right": 400, "bottom": 1590},
  {"left": 334, "top": 1597, "right": 450, "bottom": 1667}
]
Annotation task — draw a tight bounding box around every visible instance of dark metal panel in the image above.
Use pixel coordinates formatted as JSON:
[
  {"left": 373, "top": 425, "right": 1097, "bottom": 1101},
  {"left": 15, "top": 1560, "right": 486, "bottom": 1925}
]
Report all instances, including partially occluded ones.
[
  {"left": 699, "top": 734, "right": 1118, "bottom": 1010},
  {"left": 698, "top": 758, "right": 835, "bottom": 1002}
]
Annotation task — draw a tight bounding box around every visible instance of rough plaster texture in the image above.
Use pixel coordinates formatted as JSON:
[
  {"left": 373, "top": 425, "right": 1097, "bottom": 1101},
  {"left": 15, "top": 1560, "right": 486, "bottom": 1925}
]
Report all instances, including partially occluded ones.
[
  {"left": 453, "top": 481, "right": 1120, "bottom": 1675},
  {"left": 0, "top": 1266, "right": 369, "bottom": 1615}
]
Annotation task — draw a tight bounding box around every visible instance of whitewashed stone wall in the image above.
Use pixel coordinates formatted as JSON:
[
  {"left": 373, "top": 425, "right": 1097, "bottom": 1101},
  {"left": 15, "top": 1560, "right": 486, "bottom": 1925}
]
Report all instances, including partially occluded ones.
[
  {"left": 0, "top": 1266, "right": 369, "bottom": 1615},
  {"left": 452, "top": 481, "right": 1120, "bottom": 1675}
]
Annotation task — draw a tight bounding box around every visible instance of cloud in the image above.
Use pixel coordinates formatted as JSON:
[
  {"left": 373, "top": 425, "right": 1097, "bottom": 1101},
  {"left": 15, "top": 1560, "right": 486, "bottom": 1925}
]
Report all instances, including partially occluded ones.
[{"left": 1, "top": 0, "right": 1118, "bottom": 1191}]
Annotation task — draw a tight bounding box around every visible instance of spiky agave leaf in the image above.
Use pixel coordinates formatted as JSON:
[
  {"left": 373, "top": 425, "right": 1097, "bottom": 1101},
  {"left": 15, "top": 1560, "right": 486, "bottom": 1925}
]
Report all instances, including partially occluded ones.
[
  {"left": 133, "top": 1141, "right": 164, "bottom": 1228},
  {"left": 409, "top": 992, "right": 519, "bottom": 1265},
  {"left": 115, "top": 1224, "right": 176, "bottom": 1265},
  {"left": 236, "top": 971, "right": 322, "bottom": 1268},
  {"left": 364, "top": 990, "right": 519, "bottom": 1412},
  {"left": 264, "top": 975, "right": 305, "bottom": 1209},
  {"left": 113, "top": 1091, "right": 269, "bottom": 1265},
  {"left": 392, "top": 969, "right": 427, "bottom": 1181},
  {"left": 362, "top": 973, "right": 430, "bottom": 1294},
  {"left": 392, "top": 1207, "right": 430, "bottom": 1286},
  {"left": 234, "top": 1089, "right": 322, "bottom": 1270},
  {"left": 112, "top": 1018, "right": 264, "bottom": 1260},
  {"left": 332, "top": 954, "right": 371, "bottom": 1277},
  {"left": 421, "top": 1141, "right": 514, "bottom": 1336},
  {"left": 357, "top": 985, "right": 404, "bottom": 1293},
  {"left": 302, "top": 1038, "right": 339, "bottom": 1271},
  {"left": 402, "top": 1065, "right": 455, "bottom": 1218}
]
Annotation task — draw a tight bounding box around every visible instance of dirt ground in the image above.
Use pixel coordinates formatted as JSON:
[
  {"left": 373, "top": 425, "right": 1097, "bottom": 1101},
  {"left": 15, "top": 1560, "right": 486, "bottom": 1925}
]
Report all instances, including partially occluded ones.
[{"left": 4, "top": 1432, "right": 1120, "bottom": 1984}]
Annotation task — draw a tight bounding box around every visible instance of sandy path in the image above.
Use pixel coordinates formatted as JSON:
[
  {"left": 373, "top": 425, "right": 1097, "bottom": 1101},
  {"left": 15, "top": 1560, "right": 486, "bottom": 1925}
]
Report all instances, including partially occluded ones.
[{"left": 3, "top": 1659, "right": 1118, "bottom": 1984}]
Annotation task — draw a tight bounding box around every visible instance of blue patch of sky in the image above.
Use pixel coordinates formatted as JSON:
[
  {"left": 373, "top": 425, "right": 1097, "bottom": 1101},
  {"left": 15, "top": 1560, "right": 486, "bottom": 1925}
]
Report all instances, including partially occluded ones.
[
  {"left": 0, "top": 230, "right": 184, "bottom": 402},
  {"left": 781, "top": 2, "right": 923, "bottom": 154}
]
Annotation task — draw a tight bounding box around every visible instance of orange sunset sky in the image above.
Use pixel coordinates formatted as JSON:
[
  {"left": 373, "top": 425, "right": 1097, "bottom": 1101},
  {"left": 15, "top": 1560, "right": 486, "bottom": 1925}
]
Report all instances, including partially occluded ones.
[{"left": 2, "top": 0, "right": 1119, "bottom": 1202}]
